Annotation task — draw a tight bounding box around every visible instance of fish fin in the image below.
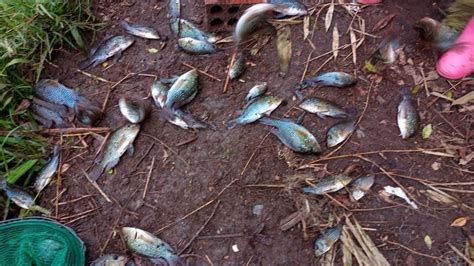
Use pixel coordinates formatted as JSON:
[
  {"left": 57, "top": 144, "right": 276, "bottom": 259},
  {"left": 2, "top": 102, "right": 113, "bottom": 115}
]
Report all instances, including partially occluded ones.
[
  {"left": 296, "top": 111, "right": 306, "bottom": 124},
  {"left": 316, "top": 113, "right": 327, "bottom": 119},
  {"left": 104, "top": 158, "right": 120, "bottom": 172},
  {"left": 294, "top": 90, "right": 305, "bottom": 101},
  {"left": 113, "top": 51, "right": 123, "bottom": 61},
  {"left": 126, "top": 144, "right": 135, "bottom": 156},
  {"left": 78, "top": 59, "right": 93, "bottom": 70},
  {"left": 119, "top": 20, "right": 130, "bottom": 30},
  {"left": 91, "top": 58, "right": 103, "bottom": 68},
  {"left": 302, "top": 186, "right": 316, "bottom": 194},
  {"left": 159, "top": 107, "right": 175, "bottom": 122},
  {"left": 225, "top": 119, "right": 238, "bottom": 129},
  {"left": 88, "top": 164, "right": 105, "bottom": 181}
]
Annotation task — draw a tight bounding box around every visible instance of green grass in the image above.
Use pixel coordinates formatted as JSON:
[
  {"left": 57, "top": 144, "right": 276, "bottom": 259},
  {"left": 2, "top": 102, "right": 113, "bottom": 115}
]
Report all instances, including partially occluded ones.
[{"left": 0, "top": 1, "right": 95, "bottom": 191}]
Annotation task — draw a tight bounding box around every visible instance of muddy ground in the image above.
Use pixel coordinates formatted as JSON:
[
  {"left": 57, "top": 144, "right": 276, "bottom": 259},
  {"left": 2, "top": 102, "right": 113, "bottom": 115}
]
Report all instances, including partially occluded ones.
[{"left": 39, "top": 0, "right": 473, "bottom": 265}]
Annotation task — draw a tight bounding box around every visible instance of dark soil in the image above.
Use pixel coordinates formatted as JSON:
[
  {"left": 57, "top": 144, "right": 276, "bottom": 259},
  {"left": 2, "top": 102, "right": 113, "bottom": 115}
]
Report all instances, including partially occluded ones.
[{"left": 40, "top": 0, "right": 473, "bottom": 265}]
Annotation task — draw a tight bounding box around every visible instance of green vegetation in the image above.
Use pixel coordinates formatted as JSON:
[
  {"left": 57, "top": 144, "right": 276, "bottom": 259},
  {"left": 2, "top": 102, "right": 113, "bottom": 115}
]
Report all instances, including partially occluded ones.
[{"left": 0, "top": 1, "right": 95, "bottom": 187}]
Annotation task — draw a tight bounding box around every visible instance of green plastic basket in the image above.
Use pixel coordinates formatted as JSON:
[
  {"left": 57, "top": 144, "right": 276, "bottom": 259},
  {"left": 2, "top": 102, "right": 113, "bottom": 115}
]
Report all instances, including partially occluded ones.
[{"left": 0, "top": 217, "right": 85, "bottom": 266}]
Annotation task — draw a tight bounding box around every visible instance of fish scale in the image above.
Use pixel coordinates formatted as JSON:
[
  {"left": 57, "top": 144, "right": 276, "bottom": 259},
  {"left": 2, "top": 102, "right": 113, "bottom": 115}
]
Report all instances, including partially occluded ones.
[
  {"left": 226, "top": 95, "right": 283, "bottom": 129},
  {"left": 299, "top": 97, "right": 347, "bottom": 118},
  {"left": 165, "top": 69, "right": 198, "bottom": 110},
  {"left": 35, "top": 79, "right": 84, "bottom": 108},
  {"left": 314, "top": 225, "right": 342, "bottom": 256}
]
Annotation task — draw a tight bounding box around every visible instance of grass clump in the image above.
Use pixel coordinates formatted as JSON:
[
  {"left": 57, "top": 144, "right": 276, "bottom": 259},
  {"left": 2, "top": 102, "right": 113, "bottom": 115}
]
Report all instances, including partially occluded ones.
[{"left": 0, "top": 1, "right": 95, "bottom": 189}]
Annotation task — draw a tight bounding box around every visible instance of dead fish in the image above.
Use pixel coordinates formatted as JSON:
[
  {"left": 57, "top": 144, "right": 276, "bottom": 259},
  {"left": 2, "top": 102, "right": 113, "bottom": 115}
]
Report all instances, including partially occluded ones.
[
  {"left": 168, "top": 0, "right": 180, "bottom": 21},
  {"left": 166, "top": 109, "right": 210, "bottom": 130},
  {"left": 372, "top": 35, "right": 401, "bottom": 64},
  {"left": 91, "top": 254, "right": 132, "bottom": 266},
  {"left": 226, "top": 95, "right": 283, "bottom": 129},
  {"left": 34, "top": 79, "right": 90, "bottom": 109},
  {"left": 171, "top": 19, "right": 218, "bottom": 43},
  {"left": 327, "top": 118, "right": 357, "bottom": 147},
  {"left": 303, "top": 175, "right": 352, "bottom": 195},
  {"left": 79, "top": 35, "right": 135, "bottom": 69},
  {"left": 229, "top": 52, "right": 246, "bottom": 80},
  {"left": 120, "top": 20, "right": 160, "bottom": 40},
  {"left": 75, "top": 103, "right": 102, "bottom": 126},
  {"left": 1, "top": 182, "right": 51, "bottom": 214},
  {"left": 119, "top": 97, "right": 147, "bottom": 124},
  {"left": 122, "top": 227, "right": 180, "bottom": 265},
  {"left": 234, "top": 4, "right": 277, "bottom": 44},
  {"left": 314, "top": 225, "right": 343, "bottom": 257},
  {"left": 34, "top": 145, "right": 60, "bottom": 192},
  {"left": 397, "top": 87, "right": 418, "bottom": 139},
  {"left": 295, "top": 72, "right": 357, "bottom": 90},
  {"left": 150, "top": 81, "right": 169, "bottom": 109},
  {"left": 245, "top": 82, "right": 267, "bottom": 101},
  {"left": 178, "top": 38, "right": 217, "bottom": 54},
  {"left": 259, "top": 117, "right": 321, "bottom": 154},
  {"left": 299, "top": 97, "right": 347, "bottom": 119},
  {"left": 89, "top": 124, "right": 140, "bottom": 180},
  {"left": 165, "top": 69, "right": 199, "bottom": 110},
  {"left": 414, "top": 17, "right": 458, "bottom": 51},
  {"left": 271, "top": 0, "right": 308, "bottom": 17},
  {"left": 350, "top": 175, "right": 375, "bottom": 201},
  {"left": 31, "top": 104, "right": 68, "bottom": 128}
]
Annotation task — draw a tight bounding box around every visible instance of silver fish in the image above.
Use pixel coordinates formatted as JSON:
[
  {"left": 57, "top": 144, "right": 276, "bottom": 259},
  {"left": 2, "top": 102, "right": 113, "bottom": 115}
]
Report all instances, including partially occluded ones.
[
  {"left": 168, "top": 0, "right": 180, "bottom": 21},
  {"left": 397, "top": 88, "right": 418, "bottom": 139},
  {"left": 91, "top": 254, "right": 131, "bottom": 266},
  {"left": 178, "top": 38, "right": 217, "bottom": 54},
  {"left": 245, "top": 82, "right": 267, "bottom": 101},
  {"left": 295, "top": 72, "right": 357, "bottom": 90},
  {"left": 299, "top": 97, "right": 347, "bottom": 119},
  {"left": 229, "top": 52, "right": 246, "bottom": 80},
  {"left": 120, "top": 20, "right": 160, "bottom": 40},
  {"left": 79, "top": 35, "right": 135, "bottom": 69},
  {"left": 327, "top": 118, "right": 357, "bottom": 147},
  {"left": 271, "top": 0, "right": 308, "bottom": 16},
  {"left": 34, "top": 145, "right": 60, "bottom": 192},
  {"left": 234, "top": 4, "right": 277, "bottom": 45},
  {"left": 259, "top": 117, "right": 321, "bottom": 154},
  {"left": 119, "top": 97, "right": 147, "bottom": 124},
  {"left": 303, "top": 175, "right": 352, "bottom": 195},
  {"left": 165, "top": 69, "right": 198, "bottom": 110},
  {"left": 226, "top": 95, "right": 283, "bottom": 129},
  {"left": 122, "top": 227, "right": 180, "bottom": 265},
  {"left": 31, "top": 104, "right": 68, "bottom": 128},
  {"left": 2, "top": 182, "right": 51, "bottom": 214},
  {"left": 168, "top": 109, "right": 209, "bottom": 130},
  {"left": 171, "top": 19, "right": 218, "bottom": 43},
  {"left": 89, "top": 124, "right": 140, "bottom": 180},
  {"left": 350, "top": 175, "right": 375, "bottom": 202},
  {"left": 150, "top": 81, "right": 169, "bottom": 109},
  {"left": 314, "top": 225, "right": 343, "bottom": 257}
]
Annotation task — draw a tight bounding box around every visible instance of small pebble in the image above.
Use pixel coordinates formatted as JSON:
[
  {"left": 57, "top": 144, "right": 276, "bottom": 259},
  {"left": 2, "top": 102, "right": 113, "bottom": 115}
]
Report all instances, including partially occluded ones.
[
  {"left": 252, "top": 204, "right": 264, "bottom": 216},
  {"left": 232, "top": 244, "right": 239, "bottom": 252}
]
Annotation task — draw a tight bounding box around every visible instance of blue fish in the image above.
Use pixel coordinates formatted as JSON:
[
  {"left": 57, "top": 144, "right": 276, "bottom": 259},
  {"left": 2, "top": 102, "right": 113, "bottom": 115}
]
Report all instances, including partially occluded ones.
[{"left": 294, "top": 72, "right": 356, "bottom": 90}]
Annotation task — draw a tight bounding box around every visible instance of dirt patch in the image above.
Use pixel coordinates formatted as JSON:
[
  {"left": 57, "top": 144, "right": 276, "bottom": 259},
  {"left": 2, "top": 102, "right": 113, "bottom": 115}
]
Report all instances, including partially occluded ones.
[{"left": 40, "top": 0, "right": 473, "bottom": 264}]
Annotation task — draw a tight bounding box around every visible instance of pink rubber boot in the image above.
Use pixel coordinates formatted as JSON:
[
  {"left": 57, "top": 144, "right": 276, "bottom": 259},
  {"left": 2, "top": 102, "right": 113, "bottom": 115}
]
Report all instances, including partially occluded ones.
[{"left": 436, "top": 16, "right": 474, "bottom": 79}]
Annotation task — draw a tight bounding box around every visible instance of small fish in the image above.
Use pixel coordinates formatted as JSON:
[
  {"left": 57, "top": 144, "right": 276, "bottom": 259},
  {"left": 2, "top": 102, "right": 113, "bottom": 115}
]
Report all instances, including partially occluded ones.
[
  {"left": 259, "top": 117, "right": 321, "bottom": 154},
  {"left": 2, "top": 182, "right": 51, "bottom": 214},
  {"left": 79, "top": 35, "right": 135, "bottom": 69},
  {"left": 327, "top": 118, "right": 357, "bottom": 147},
  {"left": 151, "top": 81, "right": 169, "bottom": 109},
  {"left": 165, "top": 69, "right": 199, "bottom": 110},
  {"left": 169, "top": 109, "right": 210, "bottom": 130},
  {"left": 226, "top": 95, "right": 283, "bottom": 129},
  {"left": 397, "top": 87, "right": 418, "bottom": 139},
  {"left": 373, "top": 35, "right": 401, "bottom": 64},
  {"left": 168, "top": 0, "right": 180, "bottom": 21},
  {"left": 160, "top": 76, "right": 179, "bottom": 84},
  {"left": 295, "top": 72, "right": 357, "bottom": 90},
  {"left": 414, "top": 17, "right": 458, "bottom": 51},
  {"left": 75, "top": 103, "right": 102, "bottom": 126},
  {"left": 31, "top": 104, "right": 68, "bottom": 128},
  {"left": 34, "top": 79, "right": 90, "bottom": 108},
  {"left": 34, "top": 145, "right": 60, "bottom": 192},
  {"left": 350, "top": 175, "right": 375, "bottom": 202},
  {"left": 178, "top": 38, "right": 217, "bottom": 54},
  {"left": 170, "top": 19, "right": 218, "bottom": 43},
  {"left": 91, "top": 254, "right": 131, "bottom": 266},
  {"left": 314, "top": 225, "right": 343, "bottom": 257},
  {"left": 122, "top": 227, "right": 180, "bottom": 265},
  {"left": 303, "top": 175, "right": 352, "bottom": 195},
  {"left": 120, "top": 20, "right": 160, "bottom": 40},
  {"left": 245, "top": 82, "right": 267, "bottom": 101},
  {"left": 119, "top": 98, "right": 147, "bottom": 124},
  {"left": 234, "top": 4, "right": 277, "bottom": 45},
  {"left": 89, "top": 124, "right": 140, "bottom": 180},
  {"left": 32, "top": 97, "right": 69, "bottom": 117},
  {"left": 229, "top": 52, "right": 246, "bottom": 80},
  {"left": 299, "top": 97, "right": 347, "bottom": 119},
  {"left": 271, "top": 0, "right": 308, "bottom": 17}
]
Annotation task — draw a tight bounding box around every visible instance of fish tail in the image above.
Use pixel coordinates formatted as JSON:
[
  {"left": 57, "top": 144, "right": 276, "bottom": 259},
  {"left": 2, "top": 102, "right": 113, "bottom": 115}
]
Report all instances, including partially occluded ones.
[
  {"left": 225, "top": 119, "right": 238, "bottom": 129},
  {"left": 88, "top": 164, "right": 105, "bottom": 181},
  {"left": 234, "top": 3, "right": 276, "bottom": 44},
  {"left": 79, "top": 58, "right": 93, "bottom": 70},
  {"left": 258, "top": 117, "right": 274, "bottom": 126},
  {"left": 159, "top": 107, "right": 176, "bottom": 122}
]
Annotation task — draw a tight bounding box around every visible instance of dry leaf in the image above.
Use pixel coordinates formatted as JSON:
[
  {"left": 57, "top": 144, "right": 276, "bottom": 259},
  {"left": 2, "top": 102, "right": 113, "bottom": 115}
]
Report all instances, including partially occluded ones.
[
  {"left": 332, "top": 24, "right": 339, "bottom": 59},
  {"left": 452, "top": 91, "right": 474, "bottom": 105},
  {"left": 459, "top": 152, "right": 474, "bottom": 165},
  {"left": 431, "top": 162, "right": 441, "bottom": 171},
  {"left": 406, "top": 254, "right": 416, "bottom": 266},
  {"left": 350, "top": 28, "right": 357, "bottom": 65},
  {"left": 303, "top": 16, "right": 310, "bottom": 40},
  {"left": 450, "top": 217, "right": 468, "bottom": 227},
  {"left": 372, "top": 14, "right": 396, "bottom": 32},
  {"left": 276, "top": 25, "right": 292, "bottom": 76},
  {"left": 424, "top": 235, "right": 432, "bottom": 249},
  {"left": 60, "top": 163, "right": 71, "bottom": 174},
  {"left": 325, "top": 2, "right": 335, "bottom": 32},
  {"left": 147, "top": 47, "right": 159, "bottom": 53}
]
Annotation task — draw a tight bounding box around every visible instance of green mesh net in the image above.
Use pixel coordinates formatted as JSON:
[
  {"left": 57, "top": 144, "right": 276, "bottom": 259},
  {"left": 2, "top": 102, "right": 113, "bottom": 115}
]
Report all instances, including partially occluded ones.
[{"left": 0, "top": 217, "right": 85, "bottom": 266}]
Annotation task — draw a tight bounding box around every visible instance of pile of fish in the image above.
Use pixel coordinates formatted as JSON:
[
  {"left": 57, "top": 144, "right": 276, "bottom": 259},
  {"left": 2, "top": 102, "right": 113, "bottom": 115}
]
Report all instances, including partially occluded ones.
[
  {"left": 31, "top": 79, "right": 102, "bottom": 127},
  {"left": 92, "top": 227, "right": 180, "bottom": 266}
]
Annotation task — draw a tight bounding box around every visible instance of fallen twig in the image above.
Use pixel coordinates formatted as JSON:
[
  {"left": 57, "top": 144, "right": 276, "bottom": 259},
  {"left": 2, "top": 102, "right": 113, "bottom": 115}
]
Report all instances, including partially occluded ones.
[
  {"left": 386, "top": 239, "right": 445, "bottom": 261},
  {"left": 81, "top": 170, "right": 112, "bottom": 203},
  {"left": 182, "top": 62, "right": 222, "bottom": 81},
  {"left": 223, "top": 50, "right": 237, "bottom": 93},
  {"left": 448, "top": 243, "right": 474, "bottom": 265},
  {"left": 142, "top": 133, "right": 189, "bottom": 166},
  {"left": 142, "top": 156, "right": 155, "bottom": 200},
  {"left": 58, "top": 194, "right": 94, "bottom": 206},
  {"left": 38, "top": 127, "right": 110, "bottom": 135},
  {"left": 76, "top": 69, "right": 113, "bottom": 83},
  {"left": 196, "top": 233, "right": 245, "bottom": 240}
]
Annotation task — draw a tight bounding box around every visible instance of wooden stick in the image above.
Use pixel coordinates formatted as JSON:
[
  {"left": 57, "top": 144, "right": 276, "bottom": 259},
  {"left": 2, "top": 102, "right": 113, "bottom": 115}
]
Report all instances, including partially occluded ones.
[
  {"left": 142, "top": 156, "right": 155, "bottom": 200},
  {"left": 76, "top": 69, "right": 113, "bottom": 83},
  {"left": 196, "top": 233, "right": 245, "bottom": 240},
  {"left": 223, "top": 50, "right": 237, "bottom": 93},
  {"left": 448, "top": 243, "right": 474, "bottom": 265},
  {"left": 38, "top": 127, "right": 110, "bottom": 135},
  {"left": 182, "top": 62, "right": 222, "bottom": 82},
  {"left": 142, "top": 133, "right": 189, "bottom": 166},
  {"left": 82, "top": 170, "right": 112, "bottom": 203},
  {"left": 385, "top": 240, "right": 444, "bottom": 261},
  {"left": 179, "top": 200, "right": 221, "bottom": 255}
]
